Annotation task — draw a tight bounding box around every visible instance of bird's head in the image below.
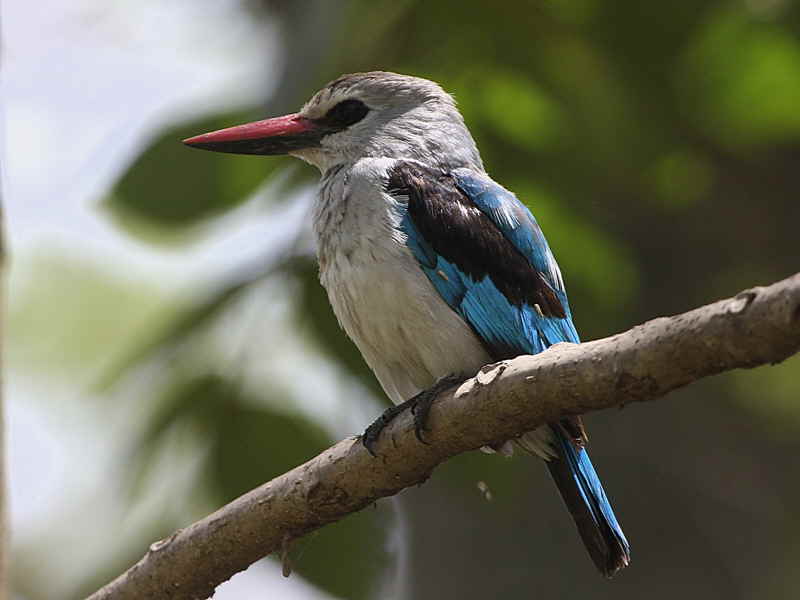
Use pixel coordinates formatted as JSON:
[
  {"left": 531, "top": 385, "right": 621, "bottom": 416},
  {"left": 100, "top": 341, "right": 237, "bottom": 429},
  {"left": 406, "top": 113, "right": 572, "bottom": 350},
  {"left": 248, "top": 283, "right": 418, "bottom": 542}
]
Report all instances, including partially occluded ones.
[{"left": 183, "top": 71, "right": 483, "bottom": 172}]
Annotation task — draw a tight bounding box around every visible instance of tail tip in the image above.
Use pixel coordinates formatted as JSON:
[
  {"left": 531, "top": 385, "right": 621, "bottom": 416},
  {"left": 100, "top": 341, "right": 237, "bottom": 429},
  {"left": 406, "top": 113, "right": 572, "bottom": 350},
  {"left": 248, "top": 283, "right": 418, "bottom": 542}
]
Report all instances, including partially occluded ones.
[{"left": 598, "top": 546, "right": 631, "bottom": 578}]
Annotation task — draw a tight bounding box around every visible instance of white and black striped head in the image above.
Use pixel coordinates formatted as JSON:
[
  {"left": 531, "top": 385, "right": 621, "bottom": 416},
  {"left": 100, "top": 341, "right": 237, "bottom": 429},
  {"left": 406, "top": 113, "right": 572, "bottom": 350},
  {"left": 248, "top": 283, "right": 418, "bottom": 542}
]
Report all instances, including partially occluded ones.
[{"left": 184, "top": 71, "right": 483, "bottom": 172}]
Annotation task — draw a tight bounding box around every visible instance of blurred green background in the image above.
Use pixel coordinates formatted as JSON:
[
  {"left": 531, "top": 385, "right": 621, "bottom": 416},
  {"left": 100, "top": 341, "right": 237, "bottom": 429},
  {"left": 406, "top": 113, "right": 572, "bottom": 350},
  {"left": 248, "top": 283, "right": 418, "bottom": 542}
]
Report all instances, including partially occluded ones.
[{"left": 5, "top": 1, "right": 800, "bottom": 599}]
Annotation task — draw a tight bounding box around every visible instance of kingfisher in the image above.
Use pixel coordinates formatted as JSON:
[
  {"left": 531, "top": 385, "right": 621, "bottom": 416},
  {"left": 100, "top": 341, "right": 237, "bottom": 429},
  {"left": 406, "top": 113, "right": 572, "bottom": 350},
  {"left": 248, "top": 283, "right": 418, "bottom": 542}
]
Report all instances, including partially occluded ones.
[{"left": 184, "top": 71, "right": 630, "bottom": 577}]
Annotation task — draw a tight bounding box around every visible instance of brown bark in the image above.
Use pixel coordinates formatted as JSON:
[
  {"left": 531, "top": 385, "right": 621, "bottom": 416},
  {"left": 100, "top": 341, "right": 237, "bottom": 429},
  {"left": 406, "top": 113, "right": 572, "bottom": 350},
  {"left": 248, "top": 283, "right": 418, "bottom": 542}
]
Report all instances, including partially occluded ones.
[{"left": 87, "top": 273, "right": 800, "bottom": 600}]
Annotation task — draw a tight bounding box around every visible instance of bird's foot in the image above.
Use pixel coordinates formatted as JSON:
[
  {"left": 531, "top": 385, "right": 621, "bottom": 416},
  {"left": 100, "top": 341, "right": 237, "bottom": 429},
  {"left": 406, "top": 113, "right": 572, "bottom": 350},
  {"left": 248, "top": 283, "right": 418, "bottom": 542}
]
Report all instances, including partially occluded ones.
[
  {"left": 361, "top": 401, "right": 411, "bottom": 457},
  {"left": 361, "top": 374, "right": 465, "bottom": 456}
]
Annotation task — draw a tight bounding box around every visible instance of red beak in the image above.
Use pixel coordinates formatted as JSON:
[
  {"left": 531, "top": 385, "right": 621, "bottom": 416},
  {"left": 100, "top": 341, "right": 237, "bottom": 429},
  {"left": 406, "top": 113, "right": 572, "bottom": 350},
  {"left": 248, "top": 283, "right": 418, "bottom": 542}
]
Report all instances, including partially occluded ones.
[{"left": 182, "top": 113, "right": 324, "bottom": 155}]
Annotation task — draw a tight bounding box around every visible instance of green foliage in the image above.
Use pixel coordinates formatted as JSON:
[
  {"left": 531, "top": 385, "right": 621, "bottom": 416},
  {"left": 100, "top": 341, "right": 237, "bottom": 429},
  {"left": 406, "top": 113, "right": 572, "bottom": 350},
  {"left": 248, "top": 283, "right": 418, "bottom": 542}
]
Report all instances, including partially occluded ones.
[
  {"left": 681, "top": 6, "right": 800, "bottom": 146},
  {"left": 8, "top": 252, "right": 179, "bottom": 381},
  {"left": 646, "top": 149, "right": 714, "bottom": 210},
  {"left": 137, "top": 373, "right": 330, "bottom": 499},
  {"left": 477, "top": 71, "right": 565, "bottom": 151},
  {"left": 95, "top": 261, "right": 274, "bottom": 391},
  {"left": 730, "top": 354, "right": 800, "bottom": 439}
]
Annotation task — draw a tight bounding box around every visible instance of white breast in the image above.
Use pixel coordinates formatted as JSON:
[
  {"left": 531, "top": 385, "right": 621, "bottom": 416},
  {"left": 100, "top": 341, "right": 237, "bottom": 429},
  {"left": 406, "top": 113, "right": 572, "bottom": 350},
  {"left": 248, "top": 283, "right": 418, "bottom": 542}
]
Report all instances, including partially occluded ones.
[{"left": 313, "top": 158, "right": 490, "bottom": 404}]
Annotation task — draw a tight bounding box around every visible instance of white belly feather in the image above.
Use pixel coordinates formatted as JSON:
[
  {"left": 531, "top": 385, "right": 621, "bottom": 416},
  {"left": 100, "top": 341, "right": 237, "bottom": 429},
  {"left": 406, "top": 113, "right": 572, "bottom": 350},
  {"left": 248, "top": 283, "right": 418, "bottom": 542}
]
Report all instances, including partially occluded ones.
[{"left": 321, "top": 237, "right": 491, "bottom": 405}]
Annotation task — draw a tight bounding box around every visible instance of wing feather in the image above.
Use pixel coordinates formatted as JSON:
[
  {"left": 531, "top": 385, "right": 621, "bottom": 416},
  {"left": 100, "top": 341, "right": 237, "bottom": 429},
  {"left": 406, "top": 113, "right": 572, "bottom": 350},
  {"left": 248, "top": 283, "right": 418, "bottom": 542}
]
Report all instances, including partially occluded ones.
[{"left": 388, "top": 161, "right": 578, "bottom": 359}]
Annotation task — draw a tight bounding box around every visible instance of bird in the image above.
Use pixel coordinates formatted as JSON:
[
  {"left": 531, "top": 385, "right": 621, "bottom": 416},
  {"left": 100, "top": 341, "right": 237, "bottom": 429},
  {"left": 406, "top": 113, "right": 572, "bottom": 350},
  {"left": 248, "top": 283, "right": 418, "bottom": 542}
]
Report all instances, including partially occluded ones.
[{"left": 183, "top": 71, "right": 630, "bottom": 577}]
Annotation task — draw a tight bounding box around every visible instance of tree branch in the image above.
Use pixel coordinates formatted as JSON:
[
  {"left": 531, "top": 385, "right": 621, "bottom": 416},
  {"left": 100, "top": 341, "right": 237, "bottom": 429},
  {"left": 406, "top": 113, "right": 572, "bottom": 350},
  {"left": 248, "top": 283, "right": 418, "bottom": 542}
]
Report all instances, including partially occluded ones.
[{"left": 87, "top": 273, "right": 800, "bottom": 600}]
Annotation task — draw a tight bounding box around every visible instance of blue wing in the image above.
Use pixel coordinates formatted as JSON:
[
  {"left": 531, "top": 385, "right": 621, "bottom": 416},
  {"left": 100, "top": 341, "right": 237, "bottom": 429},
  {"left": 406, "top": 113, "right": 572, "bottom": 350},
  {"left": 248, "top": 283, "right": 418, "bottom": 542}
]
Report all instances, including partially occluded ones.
[
  {"left": 393, "top": 163, "right": 578, "bottom": 359},
  {"left": 388, "top": 160, "right": 630, "bottom": 577},
  {"left": 453, "top": 168, "right": 582, "bottom": 348}
]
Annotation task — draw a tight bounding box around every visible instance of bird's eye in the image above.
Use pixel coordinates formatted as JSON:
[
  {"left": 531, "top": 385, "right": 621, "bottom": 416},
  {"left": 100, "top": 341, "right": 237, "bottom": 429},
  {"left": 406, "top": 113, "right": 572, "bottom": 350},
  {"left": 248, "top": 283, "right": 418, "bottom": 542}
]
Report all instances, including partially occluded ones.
[{"left": 321, "top": 99, "right": 370, "bottom": 128}]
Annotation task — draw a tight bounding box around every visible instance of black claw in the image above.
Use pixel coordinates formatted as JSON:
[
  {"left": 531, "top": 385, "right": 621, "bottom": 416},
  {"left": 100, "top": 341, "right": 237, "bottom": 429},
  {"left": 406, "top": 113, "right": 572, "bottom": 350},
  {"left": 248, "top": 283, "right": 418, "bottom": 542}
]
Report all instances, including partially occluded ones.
[
  {"left": 411, "top": 395, "right": 434, "bottom": 444},
  {"left": 361, "top": 403, "right": 405, "bottom": 456},
  {"left": 361, "top": 425, "right": 380, "bottom": 457},
  {"left": 359, "top": 374, "right": 466, "bottom": 455}
]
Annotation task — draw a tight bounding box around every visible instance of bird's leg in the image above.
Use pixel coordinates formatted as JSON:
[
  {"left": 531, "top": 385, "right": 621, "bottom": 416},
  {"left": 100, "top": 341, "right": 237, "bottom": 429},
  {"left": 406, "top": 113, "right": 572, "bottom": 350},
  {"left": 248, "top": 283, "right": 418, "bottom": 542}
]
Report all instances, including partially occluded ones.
[{"left": 361, "top": 373, "right": 465, "bottom": 456}]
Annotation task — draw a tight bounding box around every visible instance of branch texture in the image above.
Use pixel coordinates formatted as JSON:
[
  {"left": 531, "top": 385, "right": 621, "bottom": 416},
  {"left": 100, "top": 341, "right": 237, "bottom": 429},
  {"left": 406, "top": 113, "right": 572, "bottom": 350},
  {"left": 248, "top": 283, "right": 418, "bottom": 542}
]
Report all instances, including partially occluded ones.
[{"left": 88, "top": 273, "right": 800, "bottom": 600}]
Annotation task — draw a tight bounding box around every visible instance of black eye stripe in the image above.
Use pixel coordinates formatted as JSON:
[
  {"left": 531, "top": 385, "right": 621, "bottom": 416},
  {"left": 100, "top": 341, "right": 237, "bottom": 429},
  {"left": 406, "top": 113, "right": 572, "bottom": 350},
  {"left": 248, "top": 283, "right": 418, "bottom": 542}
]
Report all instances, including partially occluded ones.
[{"left": 316, "top": 99, "right": 370, "bottom": 129}]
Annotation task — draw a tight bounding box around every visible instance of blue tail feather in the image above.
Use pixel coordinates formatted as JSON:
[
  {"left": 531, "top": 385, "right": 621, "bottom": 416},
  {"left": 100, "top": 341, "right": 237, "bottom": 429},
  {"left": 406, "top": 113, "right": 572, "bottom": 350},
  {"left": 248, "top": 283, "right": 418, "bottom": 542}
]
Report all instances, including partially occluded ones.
[{"left": 547, "top": 425, "right": 630, "bottom": 577}]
